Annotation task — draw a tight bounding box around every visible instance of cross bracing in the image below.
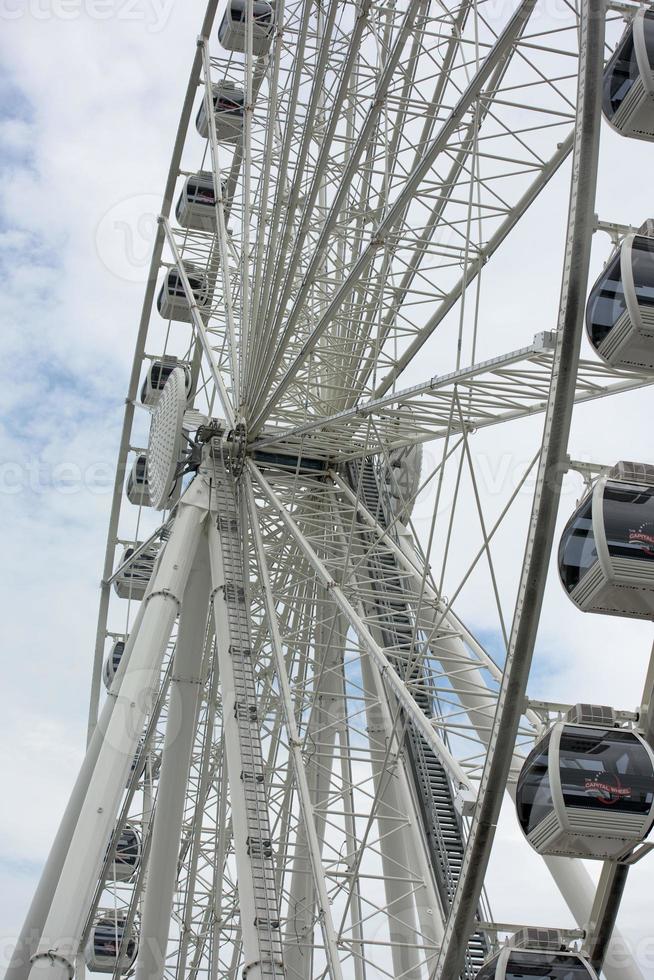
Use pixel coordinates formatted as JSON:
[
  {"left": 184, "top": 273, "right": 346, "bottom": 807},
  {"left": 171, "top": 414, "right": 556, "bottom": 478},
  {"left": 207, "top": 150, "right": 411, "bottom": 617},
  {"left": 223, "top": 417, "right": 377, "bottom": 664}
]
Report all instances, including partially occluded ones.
[{"left": 11, "top": 3, "right": 654, "bottom": 980}]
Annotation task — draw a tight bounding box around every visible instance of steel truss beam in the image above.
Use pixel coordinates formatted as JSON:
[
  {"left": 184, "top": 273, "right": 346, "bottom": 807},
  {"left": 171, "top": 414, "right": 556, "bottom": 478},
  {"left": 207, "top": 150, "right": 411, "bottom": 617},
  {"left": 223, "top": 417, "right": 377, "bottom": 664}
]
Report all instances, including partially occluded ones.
[{"left": 254, "top": 339, "right": 654, "bottom": 461}]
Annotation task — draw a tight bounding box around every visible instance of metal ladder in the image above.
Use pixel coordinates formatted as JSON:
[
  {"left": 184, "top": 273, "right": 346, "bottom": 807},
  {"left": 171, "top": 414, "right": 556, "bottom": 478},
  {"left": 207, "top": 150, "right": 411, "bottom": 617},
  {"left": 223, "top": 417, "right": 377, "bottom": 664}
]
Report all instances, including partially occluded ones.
[
  {"left": 211, "top": 458, "right": 284, "bottom": 978},
  {"left": 348, "top": 460, "right": 489, "bottom": 979}
]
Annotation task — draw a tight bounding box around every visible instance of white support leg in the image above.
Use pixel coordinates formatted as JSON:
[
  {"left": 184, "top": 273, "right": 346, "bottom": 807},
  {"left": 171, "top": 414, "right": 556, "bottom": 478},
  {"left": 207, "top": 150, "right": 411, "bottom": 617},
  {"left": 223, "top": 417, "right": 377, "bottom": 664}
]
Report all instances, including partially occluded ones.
[
  {"left": 28, "top": 494, "right": 206, "bottom": 980},
  {"left": 361, "top": 632, "right": 446, "bottom": 979},
  {"left": 281, "top": 596, "right": 344, "bottom": 980},
  {"left": 332, "top": 506, "right": 443, "bottom": 974},
  {"left": 134, "top": 535, "right": 212, "bottom": 980},
  {"left": 7, "top": 558, "right": 162, "bottom": 980}
]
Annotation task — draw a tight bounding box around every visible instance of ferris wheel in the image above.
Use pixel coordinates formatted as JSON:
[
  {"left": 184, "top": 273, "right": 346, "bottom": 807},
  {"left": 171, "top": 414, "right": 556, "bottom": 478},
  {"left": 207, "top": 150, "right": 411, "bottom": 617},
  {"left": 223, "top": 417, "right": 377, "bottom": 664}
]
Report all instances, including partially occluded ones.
[{"left": 9, "top": 1, "right": 654, "bottom": 979}]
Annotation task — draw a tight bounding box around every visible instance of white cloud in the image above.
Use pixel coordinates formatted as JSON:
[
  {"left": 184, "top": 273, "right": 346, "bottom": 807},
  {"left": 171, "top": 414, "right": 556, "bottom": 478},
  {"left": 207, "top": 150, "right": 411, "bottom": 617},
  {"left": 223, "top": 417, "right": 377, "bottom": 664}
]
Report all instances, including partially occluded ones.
[{"left": 2, "top": 2, "right": 654, "bottom": 978}]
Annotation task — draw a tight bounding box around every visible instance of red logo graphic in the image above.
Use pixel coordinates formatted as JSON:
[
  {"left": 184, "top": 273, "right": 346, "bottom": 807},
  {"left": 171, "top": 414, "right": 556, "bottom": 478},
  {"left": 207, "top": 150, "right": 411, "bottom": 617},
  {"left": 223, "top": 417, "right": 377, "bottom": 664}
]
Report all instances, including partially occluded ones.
[
  {"left": 584, "top": 775, "right": 632, "bottom": 806},
  {"left": 629, "top": 522, "right": 654, "bottom": 557}
]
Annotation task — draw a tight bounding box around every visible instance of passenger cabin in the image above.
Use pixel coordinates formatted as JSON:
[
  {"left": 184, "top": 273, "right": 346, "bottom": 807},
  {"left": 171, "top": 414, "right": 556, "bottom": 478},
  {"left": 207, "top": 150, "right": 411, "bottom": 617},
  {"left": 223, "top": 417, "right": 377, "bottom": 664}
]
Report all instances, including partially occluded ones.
[
  {"left": 84, "top": 915, "right": 137, "bottom": 974},
  {"left": 109, "top": 825, "right": 141, "bottom": 882},
  {"left": 126, "top": 454, "right": 150, "bottom": 507},
  {"left": 157, "top": 263, "right": 211, "bottom": 323},
  {"left": 477, "top": 930, "right": 598, "bottom": 980},
  {"left": 195, "top": 80, "right": 244, "bottom": 142},
  {"left": 113, "top": 544, "right": 158, "bottom": 601},
  {"left": 103, "top": 638, "right": 126, "bottom": 690},
  {"left": 603, "top": 8, "right": 654, "bottom": 140},
  {"left": 218, "top": 1, "right": 275, "bottom": 56},
  {"left": 558, "top": 460, "right": 654, "bottom": 619},
  {"left": 516, "top": 704, "right": 654, "bottom": 860},
  {"left": 586, "top": 221, "right": 654, "bottom": 371},
  {"left": 176, "top": 171, "right": 226, "bottom": 232},
  {"left": 140, "top": 357, "right": 191, "bottom": 407}
]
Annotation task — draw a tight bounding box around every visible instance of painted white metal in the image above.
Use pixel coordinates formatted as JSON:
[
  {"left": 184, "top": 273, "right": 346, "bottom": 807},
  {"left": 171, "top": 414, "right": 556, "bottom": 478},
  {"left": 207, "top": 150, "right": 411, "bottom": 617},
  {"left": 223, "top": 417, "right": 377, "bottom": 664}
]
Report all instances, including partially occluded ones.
[
  {"left": 21, "top": 3, "right": 654, "bottom": 978},
  {"left": 28, "top": 492, "right": 206, "bottom": 980},
  {"left": 252, "top": 462, "right": 475, "bottom": 795},
  {"left": 206, "top": 467, "right": 284, "bottom": 980},
  {"left": 245, "top": 475, "right": 345, "bottom": 980},
  {"left": 432, "top": 1, "right": 607, "bottom": 972},
  {"left": 134, "top": 539, "right": 212, "bottom": 980},
  {"left": 146, "top": 366, "right": 188, "bottom": 511}
]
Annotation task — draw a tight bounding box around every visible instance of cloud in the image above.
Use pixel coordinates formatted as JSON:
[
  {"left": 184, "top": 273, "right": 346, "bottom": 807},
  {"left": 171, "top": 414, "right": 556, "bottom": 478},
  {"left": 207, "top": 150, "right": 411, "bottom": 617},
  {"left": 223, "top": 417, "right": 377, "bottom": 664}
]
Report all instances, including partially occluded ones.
[{"left": 2, "top": 3, "right": 654, "bottom": 978}]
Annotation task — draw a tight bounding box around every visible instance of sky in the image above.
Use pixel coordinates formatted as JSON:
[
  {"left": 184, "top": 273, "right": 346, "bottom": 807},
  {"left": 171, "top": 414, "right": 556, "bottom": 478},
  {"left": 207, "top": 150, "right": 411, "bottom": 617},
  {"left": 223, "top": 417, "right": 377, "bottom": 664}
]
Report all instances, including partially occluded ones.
[{"left": 1, "top": 1, "right": 654, "bottom": 978}]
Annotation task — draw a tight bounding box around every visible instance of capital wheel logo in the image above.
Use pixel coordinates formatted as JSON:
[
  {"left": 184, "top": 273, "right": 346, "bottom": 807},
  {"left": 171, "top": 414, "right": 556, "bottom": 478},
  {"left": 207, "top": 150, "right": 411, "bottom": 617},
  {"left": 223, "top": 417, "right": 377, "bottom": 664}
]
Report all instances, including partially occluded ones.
[
  {"left": 584, "top": 772, "right": 632, "bottom": 805},
  {"left": 629, "top": 521, "right": 654, "bottom": 557}
]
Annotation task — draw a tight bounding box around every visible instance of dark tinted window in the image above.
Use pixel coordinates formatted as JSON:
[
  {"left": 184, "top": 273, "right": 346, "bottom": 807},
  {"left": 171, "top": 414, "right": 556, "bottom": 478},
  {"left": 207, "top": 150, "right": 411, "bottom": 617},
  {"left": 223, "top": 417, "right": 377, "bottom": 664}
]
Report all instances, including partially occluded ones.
[
  {"left": 159, "top": 365, "right": 174, "bottom": 387},
  {"left": 112, "top": 642, "right": 124, "bottom": 669},
  {"left": 631, "top": 236, "right": 654, "bottom": 311},
  {"left": 214, "top": 93, "right": 245, "bottom": 114},
  {"left": 559, "top": 725, "right": 654, "bottom": 815},
  {"left": 254, "top": 1, "right": 273, "bottom": 24},
  {"left": 168, "top": 271, "right": 185, "bottom": 298},
  {"left": 603, "top": 481, "right": 654, "bottom": 563},
  {"left": 187, "top": 179, "right": 215, "bottom": 206},
  {"left": 644, "top": 12, "right": 654, "bottom": 70},
  {"left": 476, "top": 961, "right": 499, "bottom": 980},
  {"left": 602, "top": 25, "right": 639, "bottom": 118},
  {"left": 586, "top": 251, "right": 625, "bottom": 348},
  {"left": 93, "top": 921, "right": 136, "bottom": 959},
  {"left": 558, "top": 496, "right": 596, "bottom": 594},
  {"left": 516, "top": 733, "right": 553, "bottom": 835},
  {"left": 115, "top": 828, "right": 139, "bottom": 864},
  {"left": 506, "top": 952, "right": 592, "bottom": 979}
]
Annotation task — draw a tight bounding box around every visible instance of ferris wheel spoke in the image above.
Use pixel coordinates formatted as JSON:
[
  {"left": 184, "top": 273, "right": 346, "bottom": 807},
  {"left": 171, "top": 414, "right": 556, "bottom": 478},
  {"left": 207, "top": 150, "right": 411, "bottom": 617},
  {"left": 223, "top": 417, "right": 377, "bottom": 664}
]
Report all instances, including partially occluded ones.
[
  {"left": 251, "top": 461, "right": 474, "bottom": 797},
  {"left": 248, "top": 0, "right": 306, "bottom": 388},
  {"left": 248, "top": 0, "right": 342, "bottom": 403},
  {"left": 249, "top": 0, "right": 540, "bottom": 435},
  {"left": 160, "top": 218, "right": 236, "bottom": 426},
  {"left": 371, "top": 132, "right": 572, "bottom": 399},
  {"left": 238, "top": 0, "right": 258, "bottom": 403},
  {"left": 200, "top": 41, "right": 241, "bottom": 404},
  {"left": 249, "top": 0, "right": 436, "bottom": 421},
  {"left": 327, "top": 463, "right": 638, "bottom": 955}
]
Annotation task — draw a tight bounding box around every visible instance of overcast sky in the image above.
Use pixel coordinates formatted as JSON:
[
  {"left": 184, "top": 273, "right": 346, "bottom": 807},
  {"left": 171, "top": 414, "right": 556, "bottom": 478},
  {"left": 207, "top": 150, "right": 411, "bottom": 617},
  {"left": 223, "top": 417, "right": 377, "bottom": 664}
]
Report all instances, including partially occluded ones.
[{"left": 2, "top": 1, "right": 654, "bottom": 978}]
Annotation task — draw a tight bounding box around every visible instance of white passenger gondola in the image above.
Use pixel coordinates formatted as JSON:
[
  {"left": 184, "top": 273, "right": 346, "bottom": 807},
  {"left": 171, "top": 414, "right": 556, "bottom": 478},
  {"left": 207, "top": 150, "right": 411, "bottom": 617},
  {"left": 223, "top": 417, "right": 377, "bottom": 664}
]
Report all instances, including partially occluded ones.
[
  {"left": 195, "top": 80, "right": 244, "bottom": 142},
  {"left": 84, "top": 914, "right": 138, "bottom": 974},
  {"left": 140, "top": 356, "right": 192, "bottom": 407},
  {"left": 586, "top": 220, "right": 654, "bottom": 371},
  {"left": 175, "top": 171, "right": 226, "bottom": 232},
  {"left": 103, "top": 638, "right": 126, "bottom": 690},
  {"left": 558, "top": 461, "right": 654, "bottom": 619},
  {"left": 126, "top": 454, "right": 150, "bottom": 506},
  {"left": 477, "top": 930, "right": 598, "bottom": 980},
  {"left": 113, "top": 544, "right": 158, "bottom": 601},
  {"left": 109, "top": 825, "right": 141, "bottom": 882},
  {"left": 218, "top": 1, "right": 275, "bottom": 56},
  {"left": 157, "top": 263, "right": 211, "bottom": 323},
  {"left": 603, "top": 9, "right": 654, "bottom": 141},
  {"left": 516, "top": 704, "right": 654, "bottom": 860}
]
